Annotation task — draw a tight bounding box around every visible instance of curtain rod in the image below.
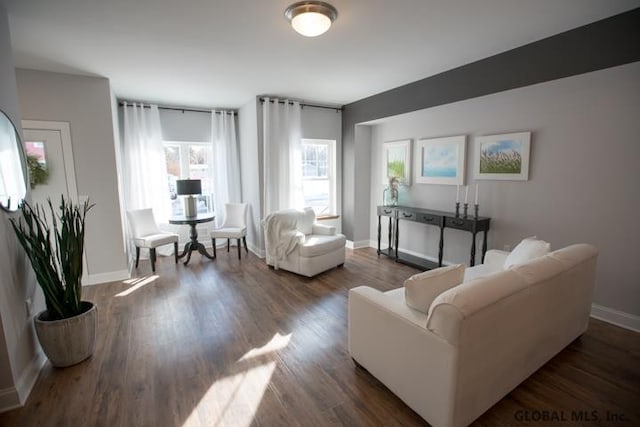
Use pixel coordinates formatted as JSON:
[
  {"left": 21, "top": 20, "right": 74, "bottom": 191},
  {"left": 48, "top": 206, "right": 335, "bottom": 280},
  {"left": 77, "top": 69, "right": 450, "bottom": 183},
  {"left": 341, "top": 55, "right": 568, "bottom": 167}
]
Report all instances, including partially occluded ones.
[
  {"left": 258, "top": 97, "right": 342, "bottom": 112},
  {"left": 118, "top": 101, "right": 237, "bottom": 115}
]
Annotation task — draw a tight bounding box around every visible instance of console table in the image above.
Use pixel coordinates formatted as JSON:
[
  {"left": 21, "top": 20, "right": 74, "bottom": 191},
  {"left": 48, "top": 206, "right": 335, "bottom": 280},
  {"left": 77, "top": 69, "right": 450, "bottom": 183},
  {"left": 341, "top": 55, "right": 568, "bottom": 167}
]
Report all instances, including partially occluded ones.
[{"left": 377, "top": 205, "right": 491, "bottom": 270}]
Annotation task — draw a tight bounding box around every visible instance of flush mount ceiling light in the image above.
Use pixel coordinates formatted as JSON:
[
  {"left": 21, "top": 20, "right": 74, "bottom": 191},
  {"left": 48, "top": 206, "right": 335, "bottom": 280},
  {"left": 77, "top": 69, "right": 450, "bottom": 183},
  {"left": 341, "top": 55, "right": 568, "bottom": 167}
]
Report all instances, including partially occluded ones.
[{"left": 285, "top": 1, "right": 338, "bottom": 37}]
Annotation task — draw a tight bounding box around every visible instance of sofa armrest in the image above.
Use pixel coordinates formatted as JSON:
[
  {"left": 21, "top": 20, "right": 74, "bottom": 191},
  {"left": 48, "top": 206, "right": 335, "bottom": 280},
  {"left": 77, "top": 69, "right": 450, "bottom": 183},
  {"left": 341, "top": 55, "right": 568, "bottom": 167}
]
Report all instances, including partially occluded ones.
[
  {"left": 348, "top": 286, "right": 458, "bottom": 427},
  {"left": 483, "top": 249, "right": 509, "bottom": 269},
  {"left": 312, "top": 223, "right": 336, "bottom": 235}
]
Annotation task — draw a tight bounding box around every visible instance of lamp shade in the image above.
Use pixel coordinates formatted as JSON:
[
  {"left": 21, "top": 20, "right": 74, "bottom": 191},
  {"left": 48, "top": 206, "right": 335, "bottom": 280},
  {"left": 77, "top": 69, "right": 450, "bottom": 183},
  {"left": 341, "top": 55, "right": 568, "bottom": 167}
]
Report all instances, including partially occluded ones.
[{"left": 176, "top": 179, "right": 202, "bottom": 195}]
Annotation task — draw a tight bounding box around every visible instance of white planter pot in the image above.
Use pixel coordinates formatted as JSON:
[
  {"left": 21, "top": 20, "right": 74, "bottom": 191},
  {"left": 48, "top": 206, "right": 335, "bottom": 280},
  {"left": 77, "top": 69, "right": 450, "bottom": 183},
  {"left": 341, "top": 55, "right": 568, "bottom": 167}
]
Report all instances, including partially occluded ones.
[{"left": 34, "top": 301, "right": 97, "bottom": 368}]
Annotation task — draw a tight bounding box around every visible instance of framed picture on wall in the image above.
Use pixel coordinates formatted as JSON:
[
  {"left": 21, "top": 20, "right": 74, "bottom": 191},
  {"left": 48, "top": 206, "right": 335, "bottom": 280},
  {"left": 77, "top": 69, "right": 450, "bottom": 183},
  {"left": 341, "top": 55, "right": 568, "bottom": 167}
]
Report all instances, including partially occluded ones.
[
  {"left": 382, "top": 139, "right": 412, "bottom": 185},
  {"left": 414, "top": 135, "right": 466, "bottom": 185},
  {"left": 474, "top": 132, "right": 531, "bottom": 180}
]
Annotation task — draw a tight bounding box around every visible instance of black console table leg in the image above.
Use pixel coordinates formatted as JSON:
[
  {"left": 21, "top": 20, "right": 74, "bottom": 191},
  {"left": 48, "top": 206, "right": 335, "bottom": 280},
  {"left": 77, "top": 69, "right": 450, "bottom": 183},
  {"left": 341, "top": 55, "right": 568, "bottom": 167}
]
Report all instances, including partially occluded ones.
[
  {"left": 438, "top": 225, "right": 445, "bottom": 267},
  {"left": 470, "top": 232, "right": 477, "bottom": 267},
  {"left": 387, "top": 217, "right": 393, "bottom": 256},
  {"left": 482, "top": 230, "right": 488, "bottom": 263},
  {"left": 377, "top": 215, "right": 382, "bottom": 256},
  {"left": 394, "top": 218, "right": 399, "bottom": 260}
]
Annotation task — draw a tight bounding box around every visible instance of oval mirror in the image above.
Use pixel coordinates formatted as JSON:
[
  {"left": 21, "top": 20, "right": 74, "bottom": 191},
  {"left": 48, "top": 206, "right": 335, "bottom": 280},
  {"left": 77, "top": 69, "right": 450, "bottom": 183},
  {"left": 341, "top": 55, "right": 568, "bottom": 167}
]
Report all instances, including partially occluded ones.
[{"left": 0, "top": 110, "right": 27, "bottom": 212}]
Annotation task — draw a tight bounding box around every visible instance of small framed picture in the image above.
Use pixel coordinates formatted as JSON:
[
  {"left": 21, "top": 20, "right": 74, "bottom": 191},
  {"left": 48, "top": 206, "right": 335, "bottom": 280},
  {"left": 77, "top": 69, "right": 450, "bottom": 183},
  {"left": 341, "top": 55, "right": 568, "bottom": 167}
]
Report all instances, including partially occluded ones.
[
  {"left": 414, "top": 135, "right": 466, "bottom": 185},
  {"left": 382, "top": 139, "right": 412, "bottom": 185},
  {"left": 474, "top": 132, "right": 531, "bottom": 181}
]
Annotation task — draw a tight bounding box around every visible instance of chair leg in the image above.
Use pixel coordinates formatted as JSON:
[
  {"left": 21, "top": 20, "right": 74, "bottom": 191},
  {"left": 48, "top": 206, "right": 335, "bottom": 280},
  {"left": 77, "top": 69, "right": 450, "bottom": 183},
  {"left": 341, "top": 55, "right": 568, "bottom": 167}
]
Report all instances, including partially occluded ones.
[
  {"left": 237, "top": 239, "right": 241, "bottom": 259},
  {"left": 243, "top": 236, "right": 248, "bottom": 253},
  {"left": 135, "top": 247, "right": 140, "bottom": 268},
  {"left": 227, "top": 239, "right": 230, "bottom": 252},
  {"left": 150, "top": 248, "right": 157, "bottom": 273},
  {"left": 174, "top": 242, "right": 178, "bottom": 264},
  {"left": 212, "top": 238, "right": 217, "bottom": 258}
]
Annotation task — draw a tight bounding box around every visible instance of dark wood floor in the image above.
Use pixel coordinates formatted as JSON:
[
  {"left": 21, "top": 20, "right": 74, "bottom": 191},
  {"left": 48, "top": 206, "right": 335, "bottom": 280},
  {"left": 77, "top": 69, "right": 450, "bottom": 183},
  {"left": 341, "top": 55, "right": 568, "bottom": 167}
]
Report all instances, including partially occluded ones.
[{"left": 1, "top": 248, "right": 638, "bottom": 426}]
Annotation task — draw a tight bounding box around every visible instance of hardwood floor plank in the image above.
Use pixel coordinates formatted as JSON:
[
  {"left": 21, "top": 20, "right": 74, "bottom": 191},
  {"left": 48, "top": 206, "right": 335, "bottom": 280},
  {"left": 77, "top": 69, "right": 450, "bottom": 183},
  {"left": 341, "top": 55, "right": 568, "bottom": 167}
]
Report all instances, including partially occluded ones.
[{"left": 0, "top": 248, "right": 638, "bottom": 426}]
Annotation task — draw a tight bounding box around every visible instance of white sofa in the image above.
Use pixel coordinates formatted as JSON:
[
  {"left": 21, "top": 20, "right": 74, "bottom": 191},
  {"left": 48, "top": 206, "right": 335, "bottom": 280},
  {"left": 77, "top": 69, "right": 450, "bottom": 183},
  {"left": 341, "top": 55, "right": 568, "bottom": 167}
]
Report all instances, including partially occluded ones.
[
  {"left": 263, "top": 207, "right": 346, "bottom": 277},
  {"left": 348, "top": 244, "right": 598, "bottom": 427}
]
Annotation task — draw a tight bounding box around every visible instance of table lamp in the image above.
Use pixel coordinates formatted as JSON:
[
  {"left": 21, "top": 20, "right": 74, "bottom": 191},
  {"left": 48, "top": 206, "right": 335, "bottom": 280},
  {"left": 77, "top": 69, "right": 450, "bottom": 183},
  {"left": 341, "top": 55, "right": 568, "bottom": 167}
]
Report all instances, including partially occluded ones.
[{"left": 176, "top": 179, "right": 201, "bottom": 217}]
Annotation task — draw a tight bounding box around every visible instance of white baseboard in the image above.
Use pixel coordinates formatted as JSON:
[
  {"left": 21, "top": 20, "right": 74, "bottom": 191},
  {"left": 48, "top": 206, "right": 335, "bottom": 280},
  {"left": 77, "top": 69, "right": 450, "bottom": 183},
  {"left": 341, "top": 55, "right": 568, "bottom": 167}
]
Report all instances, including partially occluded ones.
[
  {"left": 346, "top": 240, "right": 370, "bottom": 249},
  {"left": 248, "top": 243, "right": 265, "bottom": 259},
  {"left": 0, "top": 351, "right": 46, "bottom": 413},
  {"left": 590, "top": 304, "right": 640, "bottom": 332},
  {"left": 84, "top": 269, "right": 130, "bottom": 286},
  {"left": 0, "top": 387, "right": 19, "bottom": 413}
]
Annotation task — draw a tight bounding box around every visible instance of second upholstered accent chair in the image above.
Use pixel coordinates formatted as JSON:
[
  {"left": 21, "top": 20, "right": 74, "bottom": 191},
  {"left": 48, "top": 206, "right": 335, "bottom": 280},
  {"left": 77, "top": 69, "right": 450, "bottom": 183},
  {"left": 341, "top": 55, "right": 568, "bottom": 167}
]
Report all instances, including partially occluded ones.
[
  {"left": 126, "top": 208, "right": 179, "bottom": 273},
  {"left": 210, "top": 203, "right": 249, "bottom": 259},
  {"left": 263, "top": 207, "right": 346, "bottom": 277}
]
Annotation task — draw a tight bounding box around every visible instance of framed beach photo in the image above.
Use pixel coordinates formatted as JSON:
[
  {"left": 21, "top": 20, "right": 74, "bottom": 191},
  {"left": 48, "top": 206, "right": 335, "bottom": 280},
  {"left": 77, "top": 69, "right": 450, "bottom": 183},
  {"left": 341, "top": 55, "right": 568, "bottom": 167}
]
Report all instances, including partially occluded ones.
[
  {"left": 474, "top": 132, "right": 531, "bottom": 180},
  {"left": 414, "top": 135, "right": 466, "bottom": 185},
  {"left": 382, "top": 139, "right": 411, "bottom": 185}
]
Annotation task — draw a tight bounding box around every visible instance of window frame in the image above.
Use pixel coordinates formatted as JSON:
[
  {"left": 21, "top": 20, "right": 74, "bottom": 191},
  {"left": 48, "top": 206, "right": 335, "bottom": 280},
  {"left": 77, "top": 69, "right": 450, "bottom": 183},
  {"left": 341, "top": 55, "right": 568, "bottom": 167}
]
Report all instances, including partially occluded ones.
[
  {"left": 301, "top": 138, "right": 336, "bottom": 217},
  {"left": 163, "top": 140, "right": 213, "bottom": 216}
]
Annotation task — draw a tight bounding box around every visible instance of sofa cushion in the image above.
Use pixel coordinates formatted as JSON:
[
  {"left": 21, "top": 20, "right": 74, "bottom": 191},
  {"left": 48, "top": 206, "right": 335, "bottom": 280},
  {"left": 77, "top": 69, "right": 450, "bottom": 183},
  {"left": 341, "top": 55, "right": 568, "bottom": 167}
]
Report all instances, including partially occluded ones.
[
  {"left": 404, "top": 264, "right": 465, "bottom": 314},
  {"left": 504, "top": 236, "right": 550, "bottom": 268},
  {"left": 298, "top": 234, "right": 346, "bottom": 257},
  {"left": 298, "top": 207, "right": 315, "bottom": 235}
]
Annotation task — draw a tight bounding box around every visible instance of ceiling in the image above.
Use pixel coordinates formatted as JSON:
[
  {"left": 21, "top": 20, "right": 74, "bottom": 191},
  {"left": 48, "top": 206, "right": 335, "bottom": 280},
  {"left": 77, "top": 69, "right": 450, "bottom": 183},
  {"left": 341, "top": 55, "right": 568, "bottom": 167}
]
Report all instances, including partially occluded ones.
[{"left": 5, "top": 0, "right": 639, "bottom": 109}]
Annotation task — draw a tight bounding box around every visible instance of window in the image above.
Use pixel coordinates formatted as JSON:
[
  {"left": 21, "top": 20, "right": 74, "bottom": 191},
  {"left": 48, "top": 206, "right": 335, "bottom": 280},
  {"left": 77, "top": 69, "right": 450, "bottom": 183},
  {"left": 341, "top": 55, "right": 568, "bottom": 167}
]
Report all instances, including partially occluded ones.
[
  {"left": 164, "top": 141, "right": 213, "bottom": 216},
  {"left": 301, "top": 139, "right": 336, "bottom": 216}
]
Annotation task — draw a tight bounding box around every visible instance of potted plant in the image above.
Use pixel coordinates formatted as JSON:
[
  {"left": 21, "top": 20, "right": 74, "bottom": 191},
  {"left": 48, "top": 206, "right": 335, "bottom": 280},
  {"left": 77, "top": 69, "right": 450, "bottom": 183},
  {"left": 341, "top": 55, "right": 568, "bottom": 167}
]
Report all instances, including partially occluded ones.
[{"left": 10, "top": 195, "right": 96, "bottom": 367}]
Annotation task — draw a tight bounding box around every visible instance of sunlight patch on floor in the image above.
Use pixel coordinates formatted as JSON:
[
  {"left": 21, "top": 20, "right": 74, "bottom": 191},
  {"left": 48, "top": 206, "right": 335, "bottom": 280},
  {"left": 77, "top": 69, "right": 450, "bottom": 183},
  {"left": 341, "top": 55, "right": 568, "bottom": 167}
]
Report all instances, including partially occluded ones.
[
  {"left": 182, "top": 333, "right": 292, "bottom": 427},
  {"left": 239, "top": 332, "right": 292, "bottom": 362},
  {"left": 115, "top": 275, "right": 159, "bottom": 297}
]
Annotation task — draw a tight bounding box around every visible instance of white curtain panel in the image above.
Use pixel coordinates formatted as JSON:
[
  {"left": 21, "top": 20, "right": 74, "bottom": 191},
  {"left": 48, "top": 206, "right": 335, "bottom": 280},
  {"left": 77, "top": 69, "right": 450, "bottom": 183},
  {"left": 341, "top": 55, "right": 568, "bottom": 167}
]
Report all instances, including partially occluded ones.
[
  {"left": 211, "top": 110, "right": 241, "bottom": 227},
  {"left": 122, "top": 103, "right": 172, "bottom": 257},
  {"left": 262, "top": 97, "right": 303, "bottom": 215}
]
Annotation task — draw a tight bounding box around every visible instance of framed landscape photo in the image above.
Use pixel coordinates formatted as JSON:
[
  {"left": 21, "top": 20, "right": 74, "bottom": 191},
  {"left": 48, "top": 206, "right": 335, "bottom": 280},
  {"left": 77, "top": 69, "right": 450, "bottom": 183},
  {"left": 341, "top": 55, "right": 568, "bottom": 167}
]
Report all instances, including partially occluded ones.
[
  {"left": 382, "top": 139, "right": 411, "bottom": 185},
  {"left": 474, "top": 132, "right": 531, "bottom": 180},
  {"left": 414, "top": 135, "right": 466, "bottom": 185}
]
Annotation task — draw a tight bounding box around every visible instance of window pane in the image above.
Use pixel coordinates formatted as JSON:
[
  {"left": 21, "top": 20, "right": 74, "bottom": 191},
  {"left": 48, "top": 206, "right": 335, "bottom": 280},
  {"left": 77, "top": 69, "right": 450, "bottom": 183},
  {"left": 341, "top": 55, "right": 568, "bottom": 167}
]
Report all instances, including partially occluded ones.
[
  {"left": 302, "top": 143, "right": 328, "bottom": 178},
  {"left": 165, "top": 145, "right": 181, "bottom": 203},
  {"left": 302, "top": 179, "right": 330, "bottom": 215},
  {"left": 188, "top": 145, "right": 213, "bottom": 196}
]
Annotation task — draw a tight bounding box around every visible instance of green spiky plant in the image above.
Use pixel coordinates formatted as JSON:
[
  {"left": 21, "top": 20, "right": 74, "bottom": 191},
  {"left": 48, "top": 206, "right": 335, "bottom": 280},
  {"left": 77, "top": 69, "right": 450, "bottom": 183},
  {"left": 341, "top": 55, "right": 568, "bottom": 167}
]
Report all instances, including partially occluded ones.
[{"left": 10, "top": 196, "right": 94, "bottom": 320}]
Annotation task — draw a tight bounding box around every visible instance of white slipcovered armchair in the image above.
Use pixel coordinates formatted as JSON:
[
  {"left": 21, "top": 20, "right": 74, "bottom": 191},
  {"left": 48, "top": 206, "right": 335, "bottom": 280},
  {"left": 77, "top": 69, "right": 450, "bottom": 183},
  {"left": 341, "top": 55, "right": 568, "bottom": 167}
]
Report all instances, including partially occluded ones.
[{"left": 262, "top": 207, "right": 346, "bottom": 277}]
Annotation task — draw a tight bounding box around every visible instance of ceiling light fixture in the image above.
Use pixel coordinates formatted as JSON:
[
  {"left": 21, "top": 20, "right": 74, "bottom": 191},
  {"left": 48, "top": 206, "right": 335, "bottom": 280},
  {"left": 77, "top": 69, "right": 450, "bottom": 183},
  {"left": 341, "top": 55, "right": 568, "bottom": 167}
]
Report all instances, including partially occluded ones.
[{"left": 285, "top": 1, "right": 338, "bottom": 37}]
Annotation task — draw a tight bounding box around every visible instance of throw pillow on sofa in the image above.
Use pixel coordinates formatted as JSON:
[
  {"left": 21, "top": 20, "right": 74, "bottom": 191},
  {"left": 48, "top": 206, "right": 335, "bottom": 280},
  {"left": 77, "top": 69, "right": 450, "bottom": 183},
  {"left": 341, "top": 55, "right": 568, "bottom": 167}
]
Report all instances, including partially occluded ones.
[
  {"left": 404, "top": 264, "right": 465, "bottom": 313},
  {"left": 503, "top": 236, "right": 551, "bottom": 268}
]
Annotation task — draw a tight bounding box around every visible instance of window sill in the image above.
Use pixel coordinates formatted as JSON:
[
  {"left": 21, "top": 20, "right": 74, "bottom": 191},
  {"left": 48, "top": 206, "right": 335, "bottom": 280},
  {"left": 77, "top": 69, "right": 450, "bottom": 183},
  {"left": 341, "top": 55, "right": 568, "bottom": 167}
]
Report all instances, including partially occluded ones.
[{"left": 317, "top": 214, "right": 340, "bottom": 221}]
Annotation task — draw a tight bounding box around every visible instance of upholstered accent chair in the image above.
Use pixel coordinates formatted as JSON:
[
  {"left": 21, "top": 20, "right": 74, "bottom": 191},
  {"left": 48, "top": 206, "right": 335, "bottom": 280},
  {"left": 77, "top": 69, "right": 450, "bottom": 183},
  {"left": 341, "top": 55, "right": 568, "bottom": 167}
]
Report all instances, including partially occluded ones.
[
  {"left": 263, "top": 207, "right": 346, "bottom": 277},
  {"left": 126, "top": 208, "right": 179, "bottom": 272},
  {"left": 210, "top": 203, "right": 248, "bottom": 259}
]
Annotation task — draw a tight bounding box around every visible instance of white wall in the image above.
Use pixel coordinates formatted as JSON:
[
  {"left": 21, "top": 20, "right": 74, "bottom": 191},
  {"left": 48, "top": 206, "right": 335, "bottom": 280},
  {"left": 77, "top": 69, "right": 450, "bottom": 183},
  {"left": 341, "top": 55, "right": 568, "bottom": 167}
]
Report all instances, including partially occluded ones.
[
  {"left": 15, "top": 69, "right": 128, "bottom": 283},
  {"left": 237, "top": 99, "right": 344, "bottom": 254},
  {"left": 301, "top": 106, "right": 343, "bottom": 233},
  {"left": 368, "top": 62, "right": 640, "bottom": 322},
  {"left": 238, "top": 98, "right": 263, "bottom": 254},
  {"left": 160, "top": 108, "right": 210, "bottom": 142},
  {"left": 0, "top": 4, "right": 42, "bottom": 410}
]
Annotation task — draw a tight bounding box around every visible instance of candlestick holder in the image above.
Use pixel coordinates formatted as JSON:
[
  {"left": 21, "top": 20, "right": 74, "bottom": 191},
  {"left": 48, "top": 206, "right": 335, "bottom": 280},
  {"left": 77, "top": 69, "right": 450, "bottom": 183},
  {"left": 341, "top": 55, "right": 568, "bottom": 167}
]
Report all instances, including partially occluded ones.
[
  {"left": 463, "top": 203, "right": 468, "bottom": 218},
  {"left": 474, "top": 204, "right": 479, "bottom": 219},
  {"left": 455, "top": 202, "right": 460, "bottom": 217}
]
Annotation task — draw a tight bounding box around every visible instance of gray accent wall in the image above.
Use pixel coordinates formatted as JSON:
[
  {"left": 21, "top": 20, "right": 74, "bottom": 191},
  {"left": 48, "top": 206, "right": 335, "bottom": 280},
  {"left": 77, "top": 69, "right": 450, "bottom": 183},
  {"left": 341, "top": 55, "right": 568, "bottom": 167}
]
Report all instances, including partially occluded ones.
[
  {"left": 342, "top": 8, "right": 640, "bottom": 244},
  {"left": 368, "top": 62, "right": 640, "bottom": 318}
]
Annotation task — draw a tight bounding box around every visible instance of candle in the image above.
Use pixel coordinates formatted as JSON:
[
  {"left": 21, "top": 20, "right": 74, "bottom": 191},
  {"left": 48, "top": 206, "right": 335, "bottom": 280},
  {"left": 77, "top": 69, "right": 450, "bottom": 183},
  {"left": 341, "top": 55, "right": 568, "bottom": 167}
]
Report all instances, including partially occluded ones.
[
  {"left": 475, "top": 184, "right": 479, "bottom": 205},
  {"left": 456, "top": 185, "right": 460, "bottom": 203},
  {"left": 464, "top": 186, "right": 469, "bottom": 204}
]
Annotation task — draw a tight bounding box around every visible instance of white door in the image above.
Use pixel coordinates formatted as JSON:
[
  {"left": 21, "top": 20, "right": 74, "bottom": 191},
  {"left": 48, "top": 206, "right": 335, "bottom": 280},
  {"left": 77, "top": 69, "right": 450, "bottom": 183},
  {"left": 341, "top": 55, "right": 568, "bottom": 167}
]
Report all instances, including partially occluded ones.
[{"left": 22, "top": 120, "right": 88, "bottom": 282}]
